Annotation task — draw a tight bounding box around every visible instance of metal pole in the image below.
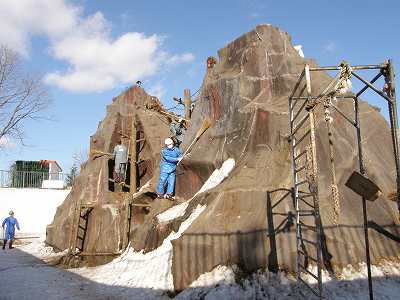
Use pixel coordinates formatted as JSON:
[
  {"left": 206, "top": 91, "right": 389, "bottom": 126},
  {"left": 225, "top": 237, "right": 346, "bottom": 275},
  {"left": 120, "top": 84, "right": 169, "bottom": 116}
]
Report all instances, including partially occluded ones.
[
  {"left": 352, "top": 71, "right": 392, "bottom": 103},
  {"left": 354, "top": 96, "right": 374, "bottom": 300},
  {"left": 309, "top": 110, "right": 323, "bottom": 299},
  {"left": 386, "top": 60, "right": 400, "bottom": 215},
  {"left": 289, "top": 69, "right": 301, "bottom": 284},
  {"left": 266, "top": 192, "right": 278, "bottom": 272},
  {"left": 184, "top": 89, "right": 192, "bottom": 120},
  {"left": 310, "top": 64, "right": 384, "bottom": 71}
]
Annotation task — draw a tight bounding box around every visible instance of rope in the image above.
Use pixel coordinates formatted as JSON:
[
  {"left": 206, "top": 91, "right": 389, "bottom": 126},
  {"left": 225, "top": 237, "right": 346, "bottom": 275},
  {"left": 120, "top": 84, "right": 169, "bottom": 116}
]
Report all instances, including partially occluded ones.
[
  {"left": 334, "top": 61, "right": 352, "bottom": 95},
  {"left": 323, "top": 96, "right": 340, "bottom": 225},
  {"left": 191, "top": 87, "right": 201, "bottom": 98},
  {"left": 305, "top": 61, "right": 352, "bottom": 111},
  {"left": 304, "top": 61, "right": 352, "bottom": 224},
  {"left": 305, "top": 144, "right": 316, "bottom": 192}
]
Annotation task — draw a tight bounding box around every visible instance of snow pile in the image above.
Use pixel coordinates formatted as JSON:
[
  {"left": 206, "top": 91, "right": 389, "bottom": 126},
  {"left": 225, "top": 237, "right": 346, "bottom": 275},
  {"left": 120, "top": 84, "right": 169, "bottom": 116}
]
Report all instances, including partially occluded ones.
[
  {"left": 175, "top": 260, "right": 400, "bottom": 300},
  {"left": 0, "top": 188, "right": 70, "bottom": 233},
  {"left": 189, "top": 265, "right": 237, "bottom": 288},
  {"left": 73, "top": 204, "right": 206, "bottom": 291},
  {"left": 157, "top": 158, "right": 235, "bottom": 223},
  {"left": 177, "top": 266, "right": 298, "bottom": 299},
  {"left": 18, "top": 235, "right": 68, "bottom": 262}
]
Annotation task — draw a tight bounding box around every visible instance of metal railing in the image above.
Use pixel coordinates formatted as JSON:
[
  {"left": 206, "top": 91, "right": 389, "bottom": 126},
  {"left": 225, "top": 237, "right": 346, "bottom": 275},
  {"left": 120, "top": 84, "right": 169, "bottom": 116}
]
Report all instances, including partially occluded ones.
[{"left": 0, "top": 170, "right": 69, "bottom": 189}]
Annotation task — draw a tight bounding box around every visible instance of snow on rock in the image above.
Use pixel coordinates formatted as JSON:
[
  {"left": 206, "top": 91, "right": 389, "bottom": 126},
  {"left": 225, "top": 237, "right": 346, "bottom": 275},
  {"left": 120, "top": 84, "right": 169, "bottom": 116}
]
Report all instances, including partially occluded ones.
[
  {"left": 294, "top": 44, "right": 305, "bottom": 58},
  {"left": 157, "top": 201, "right": 189, "bottom": 223},
  {"left": 157, "top": 158, "right": 235, "bottom": 223},
  {"left": 195, "top": 158, "right": 235, "bottom": 196},
  {"left": 72, "top": 204, "right": 206, "bottom": 291}
]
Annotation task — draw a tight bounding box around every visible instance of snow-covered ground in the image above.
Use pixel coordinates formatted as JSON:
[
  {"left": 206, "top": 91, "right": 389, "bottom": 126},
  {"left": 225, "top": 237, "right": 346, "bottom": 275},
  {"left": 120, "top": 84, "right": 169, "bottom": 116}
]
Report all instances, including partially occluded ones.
[
  {"left": 1, "top": 162, "right": 399, "bottom": 299},
  {"left": 1, "top": 237, "right": 399, "bottom": 300},
  {"left": 0, "top": 188, "right": 70, "bottom": 234}
]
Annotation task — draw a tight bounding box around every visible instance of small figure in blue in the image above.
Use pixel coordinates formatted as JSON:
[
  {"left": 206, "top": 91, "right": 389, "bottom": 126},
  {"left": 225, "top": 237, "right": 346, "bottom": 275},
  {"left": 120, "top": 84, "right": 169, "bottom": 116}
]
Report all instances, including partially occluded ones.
[
  {"left": 157, "top": 138, "right": 183, "bottom": 200},
  {"left": 2, "top": 210, "right": 20, "bottom": 250}
]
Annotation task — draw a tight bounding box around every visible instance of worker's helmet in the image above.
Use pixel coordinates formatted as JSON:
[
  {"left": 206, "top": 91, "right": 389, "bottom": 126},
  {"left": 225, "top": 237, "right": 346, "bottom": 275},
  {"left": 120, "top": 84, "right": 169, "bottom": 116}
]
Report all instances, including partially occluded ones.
[
  {"left": 9, "top": 210, "right": 14, "bottom": 215},
  {"left": 164, "top": 138, "right": 174, "bottom": 146},
  {"left": 178, "top": 118, "right": 183, "bottom": 123}
]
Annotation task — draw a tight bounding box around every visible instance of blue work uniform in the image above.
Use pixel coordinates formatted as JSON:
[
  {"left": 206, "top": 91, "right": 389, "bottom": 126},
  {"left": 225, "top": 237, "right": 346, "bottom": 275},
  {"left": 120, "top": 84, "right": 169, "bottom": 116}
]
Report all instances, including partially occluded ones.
[
  {"left": 157, "top": 146, "right": 182, "bottom": 195},
  {"left": 2, "top": 216, "right": 20, "bottom": 240}
]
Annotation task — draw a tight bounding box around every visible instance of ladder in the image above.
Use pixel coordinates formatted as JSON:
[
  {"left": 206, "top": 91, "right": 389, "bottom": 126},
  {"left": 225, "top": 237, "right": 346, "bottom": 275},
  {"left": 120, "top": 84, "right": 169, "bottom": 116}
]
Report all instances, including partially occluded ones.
[
  {"left": 69, "top": 203, "right": 94, "bottom": 254},
  {"left": 289, "top": 65, "right": 324, "bottom": 299}
]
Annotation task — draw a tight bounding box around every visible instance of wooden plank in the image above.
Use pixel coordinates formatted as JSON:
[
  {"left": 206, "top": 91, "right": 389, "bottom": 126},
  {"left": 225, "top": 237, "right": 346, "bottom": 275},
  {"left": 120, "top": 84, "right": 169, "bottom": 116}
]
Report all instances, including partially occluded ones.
[
  {"left": 345, "top": 171, "right": 382, "bottom": 201},
  {"left": 184, "top": 89, "right": 192, "bottom": 119}
]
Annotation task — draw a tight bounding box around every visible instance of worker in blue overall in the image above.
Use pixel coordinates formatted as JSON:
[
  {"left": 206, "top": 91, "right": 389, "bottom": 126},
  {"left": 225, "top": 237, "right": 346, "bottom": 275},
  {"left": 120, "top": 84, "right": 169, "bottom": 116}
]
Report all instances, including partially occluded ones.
[
  {"left": 2, "top": 210, "right": 20, "bottom": 250},
  {"left": 156, "top": 138, "right": 183, "bottom": 200}
]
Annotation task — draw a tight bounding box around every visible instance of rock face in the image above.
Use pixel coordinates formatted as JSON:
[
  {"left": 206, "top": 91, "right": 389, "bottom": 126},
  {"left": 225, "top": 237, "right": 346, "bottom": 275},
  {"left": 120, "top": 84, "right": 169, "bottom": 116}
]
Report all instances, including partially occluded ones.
[
  {"left": 171, "top": 24, "right": 399, "bottom": 289},
  {"left": 47, "top": 24, "right": 399, "bottom": 290},
  {"left": 46, "top": 86, "right": 172, "bottom": 260}
]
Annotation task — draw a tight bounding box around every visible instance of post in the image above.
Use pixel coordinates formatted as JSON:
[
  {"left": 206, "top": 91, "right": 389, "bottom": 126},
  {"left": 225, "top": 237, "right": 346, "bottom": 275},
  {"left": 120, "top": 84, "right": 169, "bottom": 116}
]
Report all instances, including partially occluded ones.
[
  {"left": 306, "top": 64, "right": 323, "bottom": 298},
  {"left": 386, "top": 60, "right": 400, "bottom": 215},
  {"left": 130, "top": 115, "right": 138, "bottom": 192},
  {"left": 354, "top": 96, "right": 374, "bottom": 300},
  {"left": 184, "top": 89, "right": 192, "bottom": 120},
  {"left": 266, "top": 191, "right": 278, "bottom": 272}
]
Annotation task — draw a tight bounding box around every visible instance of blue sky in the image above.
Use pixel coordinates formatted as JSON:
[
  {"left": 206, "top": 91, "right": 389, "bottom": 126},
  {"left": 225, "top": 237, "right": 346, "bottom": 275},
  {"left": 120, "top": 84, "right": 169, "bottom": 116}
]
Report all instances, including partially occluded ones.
[{"left": 0, "top": 0, "right": 399, "bottom": 172}]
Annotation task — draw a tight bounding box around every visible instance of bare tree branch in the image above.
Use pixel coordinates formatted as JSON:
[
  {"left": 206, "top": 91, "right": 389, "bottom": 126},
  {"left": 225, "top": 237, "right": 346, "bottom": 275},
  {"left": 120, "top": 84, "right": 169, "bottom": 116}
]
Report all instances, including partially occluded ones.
[{"left": 0, "top": 45, "right": 51, "bottom": 149}]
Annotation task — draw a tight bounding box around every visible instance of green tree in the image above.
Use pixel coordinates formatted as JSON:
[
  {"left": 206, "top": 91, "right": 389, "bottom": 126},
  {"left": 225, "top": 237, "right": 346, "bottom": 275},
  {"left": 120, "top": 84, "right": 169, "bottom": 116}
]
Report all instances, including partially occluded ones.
[{"left": 66, "top": 164, "right": 78, "bottom": 187}]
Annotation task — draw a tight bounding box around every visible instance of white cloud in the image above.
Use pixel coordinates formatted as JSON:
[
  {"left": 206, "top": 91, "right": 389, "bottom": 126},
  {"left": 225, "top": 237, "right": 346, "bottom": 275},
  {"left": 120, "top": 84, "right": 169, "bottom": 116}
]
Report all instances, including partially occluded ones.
[
  {"left": 0, "top": 0, "right": 194, "bottom": 93},
  {"left": 165, "top": 53, "right": 195, "bottom": 66},
  {"left": 324, "top": 41, "right": 336, "bottom": 53},
  {"left": 0, "top": 0, "right": 78, "bottom": 56},
  {"left": 148, "top": 82, "right": 166, "bottom": 100}
]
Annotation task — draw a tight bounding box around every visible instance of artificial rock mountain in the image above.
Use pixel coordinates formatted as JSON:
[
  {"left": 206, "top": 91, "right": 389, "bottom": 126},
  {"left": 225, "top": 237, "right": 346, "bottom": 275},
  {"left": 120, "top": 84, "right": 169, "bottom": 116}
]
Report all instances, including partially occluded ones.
[{"left": 46, "top": 24, "right": 399, "bottom": 290}]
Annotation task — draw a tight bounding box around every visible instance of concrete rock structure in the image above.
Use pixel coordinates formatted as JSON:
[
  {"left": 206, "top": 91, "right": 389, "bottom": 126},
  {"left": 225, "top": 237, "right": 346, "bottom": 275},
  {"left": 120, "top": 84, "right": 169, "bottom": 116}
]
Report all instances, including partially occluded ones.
[{"left": 46, "top": 24, "right": 400, "bottom": 290}]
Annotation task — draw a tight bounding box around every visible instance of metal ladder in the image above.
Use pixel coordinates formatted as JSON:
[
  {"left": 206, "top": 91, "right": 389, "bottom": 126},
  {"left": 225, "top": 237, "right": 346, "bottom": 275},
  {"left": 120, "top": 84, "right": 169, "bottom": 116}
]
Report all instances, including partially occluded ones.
[{"left": 289, "top": 65, "right": 324, "bottom": 299}]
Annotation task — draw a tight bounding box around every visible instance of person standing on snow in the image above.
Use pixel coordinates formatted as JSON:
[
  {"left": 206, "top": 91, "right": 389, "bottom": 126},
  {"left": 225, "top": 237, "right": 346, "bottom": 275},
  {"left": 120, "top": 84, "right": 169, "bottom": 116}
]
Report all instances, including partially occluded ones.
[
  {"left": 2, "top": 210, "right": 20, "bottom": 250},
  {"left": 156, "top": 138, "right": 184, "bottom": 200}
]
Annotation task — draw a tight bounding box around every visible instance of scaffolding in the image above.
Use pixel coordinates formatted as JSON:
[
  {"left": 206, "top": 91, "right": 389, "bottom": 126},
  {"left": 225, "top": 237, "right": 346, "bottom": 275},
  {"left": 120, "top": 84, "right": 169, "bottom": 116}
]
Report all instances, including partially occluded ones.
[{"left": 288, "top": 60, "right": 399, "bottom": 299}]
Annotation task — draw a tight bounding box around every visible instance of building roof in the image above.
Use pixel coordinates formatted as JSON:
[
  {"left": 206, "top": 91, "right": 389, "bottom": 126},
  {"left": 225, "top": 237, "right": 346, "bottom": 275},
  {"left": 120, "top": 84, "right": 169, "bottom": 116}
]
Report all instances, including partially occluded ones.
[{"left": 40, "top": 160, "right": 63, "bottom": 172}]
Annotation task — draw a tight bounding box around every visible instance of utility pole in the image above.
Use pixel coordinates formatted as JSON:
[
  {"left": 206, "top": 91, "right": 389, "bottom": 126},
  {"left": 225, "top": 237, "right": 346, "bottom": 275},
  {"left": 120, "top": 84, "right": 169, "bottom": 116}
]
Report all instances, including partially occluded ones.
[{"left": 184, "top": 89, "right": 192, "bottom": 120}]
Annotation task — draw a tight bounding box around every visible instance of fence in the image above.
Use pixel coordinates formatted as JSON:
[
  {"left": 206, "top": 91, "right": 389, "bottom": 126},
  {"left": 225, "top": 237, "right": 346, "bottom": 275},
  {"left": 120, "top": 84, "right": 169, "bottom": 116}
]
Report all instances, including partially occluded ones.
[{"left": 0, "top": 170, "right": 69, "bottom": 189}]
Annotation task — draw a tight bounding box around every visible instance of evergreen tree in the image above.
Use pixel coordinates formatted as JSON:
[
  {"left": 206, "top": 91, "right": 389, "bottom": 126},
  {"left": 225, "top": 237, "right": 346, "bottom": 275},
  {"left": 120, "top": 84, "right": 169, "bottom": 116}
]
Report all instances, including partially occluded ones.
[{"left": 66, "top": 164, "right": 78, "bottom": 187}]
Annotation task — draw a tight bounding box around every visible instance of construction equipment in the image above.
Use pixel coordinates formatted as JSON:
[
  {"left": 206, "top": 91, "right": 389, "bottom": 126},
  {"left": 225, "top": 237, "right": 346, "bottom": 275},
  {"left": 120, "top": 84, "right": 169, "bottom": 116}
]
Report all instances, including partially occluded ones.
[{"left": 178, "top": 118, "right": 211, "bottom": 166}]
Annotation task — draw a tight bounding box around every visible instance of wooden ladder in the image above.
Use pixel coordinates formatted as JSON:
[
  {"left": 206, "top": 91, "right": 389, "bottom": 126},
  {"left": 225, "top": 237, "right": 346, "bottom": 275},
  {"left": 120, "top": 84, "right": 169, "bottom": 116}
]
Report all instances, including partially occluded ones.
[{"left": 69, "top": 203, "right": 95, "bottom": 255}]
